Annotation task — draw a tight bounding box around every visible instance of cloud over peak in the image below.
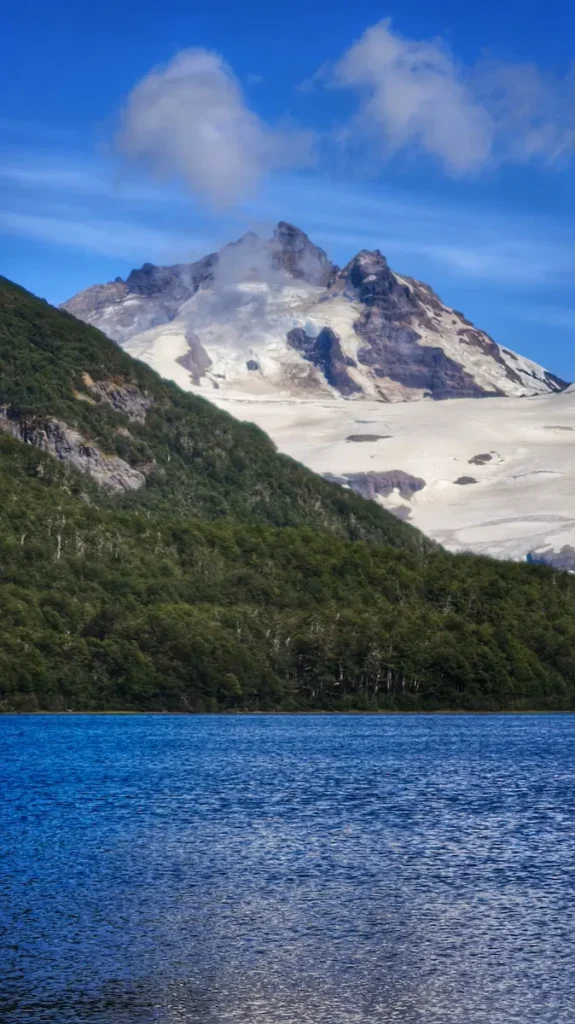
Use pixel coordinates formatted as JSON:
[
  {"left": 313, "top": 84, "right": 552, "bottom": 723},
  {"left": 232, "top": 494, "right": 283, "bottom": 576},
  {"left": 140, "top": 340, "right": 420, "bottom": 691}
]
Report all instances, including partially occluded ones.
[{"left": 117, "top": 49, "right": 315, "bottom": 208}]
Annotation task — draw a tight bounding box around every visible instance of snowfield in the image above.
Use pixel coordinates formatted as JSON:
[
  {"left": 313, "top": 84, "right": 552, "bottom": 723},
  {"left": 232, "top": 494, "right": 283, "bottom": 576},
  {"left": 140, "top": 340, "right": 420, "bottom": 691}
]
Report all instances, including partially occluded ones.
[{"left": 190, "top": 388, "right": 575, "bottom": 565}]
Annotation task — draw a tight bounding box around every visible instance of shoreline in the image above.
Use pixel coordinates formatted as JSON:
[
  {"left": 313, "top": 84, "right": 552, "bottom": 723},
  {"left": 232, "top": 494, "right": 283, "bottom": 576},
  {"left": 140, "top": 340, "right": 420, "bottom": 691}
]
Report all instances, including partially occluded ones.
[{"left": 1, "top": 709, "right": 574, "bottom": 717}]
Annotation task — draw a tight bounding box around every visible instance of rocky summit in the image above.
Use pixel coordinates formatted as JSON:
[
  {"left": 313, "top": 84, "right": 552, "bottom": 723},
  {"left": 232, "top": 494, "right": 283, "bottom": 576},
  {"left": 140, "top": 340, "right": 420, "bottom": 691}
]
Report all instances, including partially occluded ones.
[{"left": 63, "top": 223, "right": 567, "bottom": 403}]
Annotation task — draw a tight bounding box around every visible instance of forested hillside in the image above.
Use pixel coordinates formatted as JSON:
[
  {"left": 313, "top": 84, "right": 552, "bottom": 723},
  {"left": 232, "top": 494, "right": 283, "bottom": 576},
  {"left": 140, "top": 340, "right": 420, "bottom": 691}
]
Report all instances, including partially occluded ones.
[{"left": 1, "top": 275, "right": 575, "bottom": 712}]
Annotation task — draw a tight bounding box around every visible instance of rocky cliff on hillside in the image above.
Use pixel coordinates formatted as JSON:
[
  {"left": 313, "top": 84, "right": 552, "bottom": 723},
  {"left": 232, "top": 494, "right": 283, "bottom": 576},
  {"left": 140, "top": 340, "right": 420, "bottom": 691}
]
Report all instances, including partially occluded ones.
[
  {"left": 0, "top": 406, "right": 148, "bottom": 491},
  {"left": 63, "top": 223, "right": 568, "bottom": 403}
]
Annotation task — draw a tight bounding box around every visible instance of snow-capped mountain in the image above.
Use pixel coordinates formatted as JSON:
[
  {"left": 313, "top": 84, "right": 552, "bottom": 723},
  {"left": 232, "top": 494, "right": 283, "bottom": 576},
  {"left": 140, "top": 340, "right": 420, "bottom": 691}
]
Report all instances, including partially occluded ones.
[
  {"left": 63, "top": 223, "right": 575, "bottom": 567},
  {"left": 63, "top": 222, "right": 566, "bottom": 403}
]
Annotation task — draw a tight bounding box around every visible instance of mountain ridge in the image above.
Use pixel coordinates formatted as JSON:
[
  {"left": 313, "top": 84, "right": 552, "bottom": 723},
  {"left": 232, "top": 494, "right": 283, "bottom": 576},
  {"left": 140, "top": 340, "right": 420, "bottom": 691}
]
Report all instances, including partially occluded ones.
[{"left": 63, "top": 222, "right": 568, "bottom": 404}]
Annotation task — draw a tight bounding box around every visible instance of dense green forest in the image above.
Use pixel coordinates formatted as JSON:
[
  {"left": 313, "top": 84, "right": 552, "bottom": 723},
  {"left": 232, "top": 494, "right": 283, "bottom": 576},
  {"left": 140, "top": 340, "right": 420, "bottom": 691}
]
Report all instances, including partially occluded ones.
[{"left": 1, "top": 275, "right": 575, "bottom": 712}]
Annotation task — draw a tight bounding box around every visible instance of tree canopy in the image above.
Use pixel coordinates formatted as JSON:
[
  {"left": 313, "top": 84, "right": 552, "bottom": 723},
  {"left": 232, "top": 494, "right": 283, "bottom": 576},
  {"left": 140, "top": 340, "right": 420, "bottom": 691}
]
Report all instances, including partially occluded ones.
[{"left": 1, "top": 275, "right": 575, "bottom": 712}]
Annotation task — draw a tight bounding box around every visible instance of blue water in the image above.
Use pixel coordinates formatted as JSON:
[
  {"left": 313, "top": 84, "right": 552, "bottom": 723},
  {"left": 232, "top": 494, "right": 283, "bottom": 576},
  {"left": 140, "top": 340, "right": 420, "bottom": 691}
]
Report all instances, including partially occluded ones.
[{"left": 1, "top": 715, "right": 574, "bottom": 1024}]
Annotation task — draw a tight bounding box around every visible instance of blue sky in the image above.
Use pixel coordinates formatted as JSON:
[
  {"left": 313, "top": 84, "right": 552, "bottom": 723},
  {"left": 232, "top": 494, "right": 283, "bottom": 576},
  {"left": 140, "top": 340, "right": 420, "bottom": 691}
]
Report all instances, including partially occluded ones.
[{"left": 2, "top": 0, "right": 575, "bottom": 379}]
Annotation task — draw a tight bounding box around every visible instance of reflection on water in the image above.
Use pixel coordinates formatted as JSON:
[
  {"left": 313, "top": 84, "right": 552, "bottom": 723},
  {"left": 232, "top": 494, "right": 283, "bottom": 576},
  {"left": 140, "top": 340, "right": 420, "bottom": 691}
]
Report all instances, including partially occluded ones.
[{"left": 1, "top": 714, "right": 574, "bottom": 1023}]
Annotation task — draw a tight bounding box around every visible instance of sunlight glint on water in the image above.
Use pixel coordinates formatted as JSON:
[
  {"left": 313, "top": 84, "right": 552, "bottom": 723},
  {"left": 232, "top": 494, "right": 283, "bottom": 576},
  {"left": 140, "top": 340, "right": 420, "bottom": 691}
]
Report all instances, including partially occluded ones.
[{"left": 1, "top": 713, "right": 574, "bottom": 1023}]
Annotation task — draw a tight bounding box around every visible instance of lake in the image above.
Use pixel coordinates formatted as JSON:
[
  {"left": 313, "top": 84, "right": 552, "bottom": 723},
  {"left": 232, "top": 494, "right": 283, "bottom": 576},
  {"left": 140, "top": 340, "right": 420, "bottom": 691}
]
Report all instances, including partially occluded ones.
[{"left": 1, "top": 714, "right": 574, "bottom": 1023}]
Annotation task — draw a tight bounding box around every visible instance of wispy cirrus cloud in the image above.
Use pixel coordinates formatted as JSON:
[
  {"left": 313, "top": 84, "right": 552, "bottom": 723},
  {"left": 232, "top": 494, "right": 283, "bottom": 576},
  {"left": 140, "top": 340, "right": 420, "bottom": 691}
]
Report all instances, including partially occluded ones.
[
  {"left": 3, "top": 147, "right": 575, "bottom": 290},
  {"left": 513, "top": 305, "right": 575, "bottom": 330},
  {"left": 0, "top": 145, "right": 205, "bottom": 266},
  {"left": 389, "top": 237, "right": 575, "bottom": 285},
  {"left": 252, "top": 175, "right": 575, "bottom": 288},
  {"left": 0, "top": 161, "right": 172, "bottom": 203},
  {"left": 0, "top": 209, "right": 201, "bottom": 263}
]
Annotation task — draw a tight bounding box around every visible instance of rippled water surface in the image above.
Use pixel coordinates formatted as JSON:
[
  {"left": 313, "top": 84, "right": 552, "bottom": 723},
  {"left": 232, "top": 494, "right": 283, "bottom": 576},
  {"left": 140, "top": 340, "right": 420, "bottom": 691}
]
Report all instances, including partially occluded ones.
[{"left": 1, "top": 714, "right": 574, "bottom": 1023}]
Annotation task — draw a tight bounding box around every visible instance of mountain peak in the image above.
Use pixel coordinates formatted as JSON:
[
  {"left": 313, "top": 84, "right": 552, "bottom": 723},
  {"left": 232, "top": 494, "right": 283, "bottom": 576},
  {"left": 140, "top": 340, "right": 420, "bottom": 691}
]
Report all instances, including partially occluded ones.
[
  {"left": 340, "top": 248, "right": 400, "bottom": 306},
  {"left": 227, "top": 230, "right": 261, "bottom": 248},
  {"left": 273, "top": 221, "right": 310, "bottom": 243},
  {"left": 342, "top": 249, "right": 389, "bottom": 276},
  {"left": 62, "top": 224, "right": 567, "bottom": 403},
  {"left": 125, "top": 262, "right": 182, "bottom": 297},
  {"left": 270, "top": 222, "right": 337, "bottom": 286}
]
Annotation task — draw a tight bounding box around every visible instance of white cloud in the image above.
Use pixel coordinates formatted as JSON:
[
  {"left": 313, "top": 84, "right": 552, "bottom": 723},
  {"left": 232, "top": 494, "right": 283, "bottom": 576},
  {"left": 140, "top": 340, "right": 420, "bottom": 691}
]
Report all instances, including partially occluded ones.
[
  {"left": 0, "top": 161, "right": 171, "bottom": 203},
  {"left": 473, "top": 59, "right": 575, "bottom": 165},
  {"left": 333, "top": 20, "right": 492, "bottom": 174},
  {"left": 117, "top": 49, "right": 315, "bottom": 207},
  {"left": 331, "top": 19, "right": 575, "bottom": 175}
]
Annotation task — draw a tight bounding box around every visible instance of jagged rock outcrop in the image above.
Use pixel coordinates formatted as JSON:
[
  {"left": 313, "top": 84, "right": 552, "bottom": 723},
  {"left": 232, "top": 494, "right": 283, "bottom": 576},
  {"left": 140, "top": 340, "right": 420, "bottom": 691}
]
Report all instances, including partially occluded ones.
[
  {"left": 0, "top": 407, "right": 147, "bottom": 491},
  {"left": 339, "top": 249, "right": 410, "bottom": 307},
  {"left": 175, "top": 333, "right": 213, "bottom": 384},
  {"left": 324, "top": 470, "right": 426, "bottom": 501},
  {"left": 528, "top": 546, "right": 575, "bottom": 571},
  {"left": 469, "top": 453, "right": 493, "bottom": 465},
  {"left": 63, "top": 253, "right": 218, "bottom": 344},
  {"left": 287, "top": 326, "right": 361, "bottom": 396},
  {"left": 62, "top": 222, "right": 568, "bottom": 402},
  {"left": 336, "top": 251, "right": 505, "bottom": 399},
  {"left": 84, "top": 376, "right": 153, "bottom": 423},
  {"left": 270, "top": 221, "right": 337, "bottom": 287}
]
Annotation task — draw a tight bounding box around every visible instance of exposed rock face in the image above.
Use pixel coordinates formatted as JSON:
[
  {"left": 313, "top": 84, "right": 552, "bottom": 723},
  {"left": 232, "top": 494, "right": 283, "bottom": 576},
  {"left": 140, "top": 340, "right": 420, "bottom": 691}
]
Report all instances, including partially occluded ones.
[
  {"left": 339, "top": 250, "right": 411, "bottom": 307},
  {"left": 175, "top": 334, "right": 213, "bottom": 384},
  {"left": 63, "top": 278, "right": 127, "bottom": 314},
  {"left": 287, "top": 326, "right": 361, "bottom": 396},
  {"left": 325, "top": 470, "right": 426, "bottom": 501},
  {"left": 457, "top": 327, "right": 523, "bottom": 385},
  {"left": 528, "top": 546, "right": 575, "bottom": 571},
  {"left": 357, "top": 312, "right": 502, "bottom": 399},
  {"left": 339, "top": 252, "right": 504, "bottom": 399},
  {"left": 0, "top": 407, "right": 147, "bottom": 491},
  {"left": 345, "top": 434, "right": 390, "bottom": 442},
  {"left": 62, "top": 222, "right": 569, "bottom": 403},
  {"left": 84, "top": 377, "right": 153, "bottom": 423},
  {"left": 271, "top": 222, "right": 337, "bottom": 287},
  {"left": 63, "top": 254, "right": 218, "bottom": 344}
]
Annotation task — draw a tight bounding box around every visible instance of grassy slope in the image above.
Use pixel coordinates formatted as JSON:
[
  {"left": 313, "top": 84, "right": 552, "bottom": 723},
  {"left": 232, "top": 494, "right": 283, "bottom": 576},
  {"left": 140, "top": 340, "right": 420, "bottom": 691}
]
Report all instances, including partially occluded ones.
[{"left": 1, "top": 276, "right": 575, "bottom": 712}]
